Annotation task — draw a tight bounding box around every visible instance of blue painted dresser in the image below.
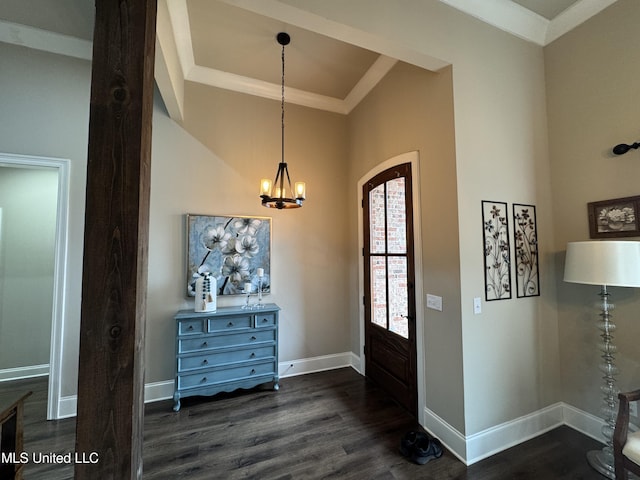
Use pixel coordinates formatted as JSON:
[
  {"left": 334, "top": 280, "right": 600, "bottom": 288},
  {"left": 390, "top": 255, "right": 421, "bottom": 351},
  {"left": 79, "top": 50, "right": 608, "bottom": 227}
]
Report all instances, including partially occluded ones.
[{"left": 173, "top": 304, "right": 280, "bottom": 411}]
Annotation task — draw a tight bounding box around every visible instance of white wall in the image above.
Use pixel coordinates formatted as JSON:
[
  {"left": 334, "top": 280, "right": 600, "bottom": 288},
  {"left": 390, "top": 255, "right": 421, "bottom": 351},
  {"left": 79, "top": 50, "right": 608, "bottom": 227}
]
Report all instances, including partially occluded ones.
[
  {"left": 0, "top": 42, "right": 90, "bottom": 395},
  {"left": 0, "top": 166, "right": 58, "bottom": 371}
]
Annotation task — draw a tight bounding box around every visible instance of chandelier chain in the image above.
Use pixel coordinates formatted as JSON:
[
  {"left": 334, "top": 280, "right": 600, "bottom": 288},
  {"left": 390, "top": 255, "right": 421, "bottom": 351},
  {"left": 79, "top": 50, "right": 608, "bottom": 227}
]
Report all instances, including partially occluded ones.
[{"left": 281, "top": 43, "right": 285, "bottom": 165}]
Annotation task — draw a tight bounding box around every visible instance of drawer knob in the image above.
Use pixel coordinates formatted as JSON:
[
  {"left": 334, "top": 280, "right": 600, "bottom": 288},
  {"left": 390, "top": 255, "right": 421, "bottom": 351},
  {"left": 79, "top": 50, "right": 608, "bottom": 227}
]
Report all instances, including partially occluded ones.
[
  {"left": 203, "top": 359, "right": 208, "bottom": 365},
  {"left": 188, "top": 325, "right": 194, "bottom": 330},
  {"left": 227, "top": 322, "right": 234, "bottom": 327},
  {"left": 201, "top": 377, "right": 207, "bottom": 383},
  {"left": 250, "top": 336, "right": 257, "bottom": 341},
  {"left": 262, "top": 318, "right": 268, "bottom": 323},
  {"left": 250, "top": 369, "right": 256, "bottom": 375},
  {"left": 250, "top": 352, "right": 256, "bottom": 358},
  {"left": 202, "top": 341, "right": 208, "bottom": 347}
]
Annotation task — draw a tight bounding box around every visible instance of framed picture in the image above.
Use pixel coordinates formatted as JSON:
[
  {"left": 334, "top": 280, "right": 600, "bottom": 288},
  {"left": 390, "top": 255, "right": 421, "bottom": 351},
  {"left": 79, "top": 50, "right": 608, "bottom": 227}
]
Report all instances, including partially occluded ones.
[
  {"left": 186, "top": 214, "right": 271, "bottom": 297},
  {"left": 513, "top": 204, "right": 539, "bottom": 298},
  {"left": 482, "top": 201, "right": 512, "bottom": 301},
  {"left": 588, "top": 195, "right": 640, "bottom": 238}
]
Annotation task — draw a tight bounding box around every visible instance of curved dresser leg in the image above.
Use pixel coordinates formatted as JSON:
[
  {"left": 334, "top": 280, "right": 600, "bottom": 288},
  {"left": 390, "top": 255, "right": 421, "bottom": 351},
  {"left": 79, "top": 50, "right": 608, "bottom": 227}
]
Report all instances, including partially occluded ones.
[{"left": 173, "top": 392, "right": 181, "bottom": 412}]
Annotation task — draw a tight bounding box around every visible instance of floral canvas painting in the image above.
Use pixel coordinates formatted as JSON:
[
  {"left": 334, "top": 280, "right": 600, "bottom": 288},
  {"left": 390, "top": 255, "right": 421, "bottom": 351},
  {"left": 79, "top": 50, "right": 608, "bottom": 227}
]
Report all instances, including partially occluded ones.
[
  {"left": 482, "top": 201, "right": 512, "bottom": 301},
  {"left": 186, "top": 214, "right": 271, "bottom": 297}
]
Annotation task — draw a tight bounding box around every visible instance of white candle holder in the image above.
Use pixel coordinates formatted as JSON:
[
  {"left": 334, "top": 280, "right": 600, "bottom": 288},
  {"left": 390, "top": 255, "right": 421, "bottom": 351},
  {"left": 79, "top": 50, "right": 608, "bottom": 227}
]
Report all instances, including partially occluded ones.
[
  {"left": 256, "top": 276, "right": 264, "bottom": 308},
  {"left": 242, "top": 283, "right": 252, "bottom": 309}
]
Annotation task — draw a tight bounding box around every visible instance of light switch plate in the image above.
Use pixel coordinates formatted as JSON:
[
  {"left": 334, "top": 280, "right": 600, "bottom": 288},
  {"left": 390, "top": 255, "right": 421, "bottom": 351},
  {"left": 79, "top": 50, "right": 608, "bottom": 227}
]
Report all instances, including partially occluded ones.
[
  {"left": 473, "top": 297, "right": 482, "bottom": 314},
  {"left": 426, "top": 294, "right": 443, "bottom": 311}
]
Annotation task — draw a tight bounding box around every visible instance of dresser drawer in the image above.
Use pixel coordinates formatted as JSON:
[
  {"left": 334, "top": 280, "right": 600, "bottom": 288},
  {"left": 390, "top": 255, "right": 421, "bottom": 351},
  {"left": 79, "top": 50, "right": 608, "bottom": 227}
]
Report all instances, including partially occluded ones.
[
  {"left": 178, "top": 345, "right": 276, "bottom": 372},
  {"left": 178, "top": 319, "right": 205, "bottom": 335},
  {"left": 255, "top": 313, "right": 276, "bottom": 328},
  {"left": 178, "top": 361, "right": 275, "bottom": 390},
  {"left": 208, "top": 315, "right": 252, "bottom": 332},
  {"left": 178, "top": 329, "right": 276, "bottom": 354}
]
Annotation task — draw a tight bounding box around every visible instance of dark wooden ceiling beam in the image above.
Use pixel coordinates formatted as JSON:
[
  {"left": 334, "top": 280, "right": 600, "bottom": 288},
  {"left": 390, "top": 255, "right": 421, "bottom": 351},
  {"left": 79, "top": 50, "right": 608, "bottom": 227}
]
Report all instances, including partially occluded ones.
[{"left": 75, "top": 1, "right": 157, "bottom": 478}]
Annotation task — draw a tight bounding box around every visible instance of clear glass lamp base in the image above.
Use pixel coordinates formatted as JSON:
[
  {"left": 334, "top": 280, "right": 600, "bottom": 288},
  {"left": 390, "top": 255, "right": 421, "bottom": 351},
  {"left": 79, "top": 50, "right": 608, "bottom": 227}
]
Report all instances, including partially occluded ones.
[{"left": 587, "top": 449, "right": 615, "bottom": 479}]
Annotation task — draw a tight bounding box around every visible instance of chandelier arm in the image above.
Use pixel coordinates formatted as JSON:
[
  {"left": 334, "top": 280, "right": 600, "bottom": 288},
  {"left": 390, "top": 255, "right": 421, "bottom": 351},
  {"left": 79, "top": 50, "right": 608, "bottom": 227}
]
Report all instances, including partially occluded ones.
[
  {"left": 278, "top": 164, "right": 285, "bottom": 198},
  {"left": 273, "top": 162, "right": 282, "bottom": 190},
  {"left": 284, "top": 162, "right": 293, "bottom": 195}
]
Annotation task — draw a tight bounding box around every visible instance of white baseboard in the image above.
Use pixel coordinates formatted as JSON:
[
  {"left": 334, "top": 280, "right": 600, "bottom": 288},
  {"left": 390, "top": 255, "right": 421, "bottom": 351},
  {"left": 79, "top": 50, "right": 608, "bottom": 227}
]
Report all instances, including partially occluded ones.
[
  {"left": 562, "top": 402, "right": 606, "bottom": 442},
  {"left": 144, "top": 379, "right": 175, "bottom": 403},
  {"left": 57, "top": 395, "right": 78, "bottom": 419},
  {"left": 278, "top": 351, "right": 356, "bottom": 378},
  {"left": 423, "top": 406, "right": 469, "bottom": 464},
  {"left": 57, "top": 380, "right": 176, "bottom": 419},
  {"left": 423, "top": 402, "right": 604, "bottom": 465},
  {"left": 54, "top": 352, "right": 360, "bottom": 418},
  {"left": 0, "top": 364, "right": 49, "bottom": 382}
]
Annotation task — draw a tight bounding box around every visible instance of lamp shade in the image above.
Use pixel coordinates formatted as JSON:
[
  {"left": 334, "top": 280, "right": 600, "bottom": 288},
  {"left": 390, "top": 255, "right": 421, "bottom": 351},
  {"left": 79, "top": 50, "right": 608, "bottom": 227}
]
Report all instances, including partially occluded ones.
[{"left": 564, "top": 241, "right": 640, "bottom": 287}]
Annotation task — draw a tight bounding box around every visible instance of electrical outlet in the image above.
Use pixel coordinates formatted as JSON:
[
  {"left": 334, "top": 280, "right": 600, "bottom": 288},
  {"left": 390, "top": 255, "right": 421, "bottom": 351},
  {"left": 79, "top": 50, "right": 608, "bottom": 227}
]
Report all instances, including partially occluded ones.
[{"left": 631, "top": 401, "right": 638, "bottom": 418}]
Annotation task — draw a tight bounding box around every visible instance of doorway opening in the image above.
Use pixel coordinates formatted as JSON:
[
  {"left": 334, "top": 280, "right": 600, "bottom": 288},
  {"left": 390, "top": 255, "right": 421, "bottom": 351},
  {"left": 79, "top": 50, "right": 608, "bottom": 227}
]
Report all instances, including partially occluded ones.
[
  {"left": 0, "top": 153, "right": 70, "bottom": 420},
  {"left": 358, "top": 151, "right": 424, "bottom": 420}
]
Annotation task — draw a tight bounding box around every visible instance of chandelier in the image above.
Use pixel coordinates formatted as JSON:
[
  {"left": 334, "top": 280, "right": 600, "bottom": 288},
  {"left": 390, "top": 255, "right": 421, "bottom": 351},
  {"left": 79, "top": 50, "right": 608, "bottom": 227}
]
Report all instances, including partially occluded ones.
[{"left": 259, "top": 32, "right": 306, "bottom": 209}]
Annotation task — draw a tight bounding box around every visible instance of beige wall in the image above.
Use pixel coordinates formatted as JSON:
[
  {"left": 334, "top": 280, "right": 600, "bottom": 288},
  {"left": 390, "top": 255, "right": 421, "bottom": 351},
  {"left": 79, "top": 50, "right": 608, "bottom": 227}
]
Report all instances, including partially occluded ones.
[
  {"left": 347, "top": 63, "right": 464, "bottom": 431},
  {"left": 284, "top": 0, "right": 559, "bottom": 439},
  {"left": 545, "top": 0, "right": 640, "bottom": 415},
  {"left": 10, "top": 0, "right": 632, "bottom": 458},
  {"left": 161, "top": 81, "right": 351, "bottom": 371}
]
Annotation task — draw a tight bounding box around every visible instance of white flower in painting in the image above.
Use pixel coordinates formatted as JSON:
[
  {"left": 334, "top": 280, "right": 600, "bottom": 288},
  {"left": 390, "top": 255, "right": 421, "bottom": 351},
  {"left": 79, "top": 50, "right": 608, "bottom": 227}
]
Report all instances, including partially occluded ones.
[
  {"left": 235, "top": 235, "right": 259, "bottom": 257},
  {"left": 233, "top": 218, "right": 262, "bottom": 236},
  {"left": 202, "top": 225, "right": 231, "bottom": 251},
  {"left": 222, "top": 254, "right": 250, "bottom": 285},
  {"left": 221, "top": 237, "right": 236, "bottom": 256}
]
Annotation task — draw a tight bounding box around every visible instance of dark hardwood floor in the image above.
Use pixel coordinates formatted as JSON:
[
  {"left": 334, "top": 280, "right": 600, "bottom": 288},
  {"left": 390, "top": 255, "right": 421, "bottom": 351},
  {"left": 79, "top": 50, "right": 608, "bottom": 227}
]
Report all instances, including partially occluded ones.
[{"left": 1, "top": 368, "right": 604, "bottom": 479}]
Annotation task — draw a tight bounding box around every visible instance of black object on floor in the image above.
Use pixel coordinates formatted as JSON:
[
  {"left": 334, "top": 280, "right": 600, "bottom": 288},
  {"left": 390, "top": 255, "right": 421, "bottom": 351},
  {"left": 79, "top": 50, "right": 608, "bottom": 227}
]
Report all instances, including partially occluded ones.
[{"left": 400, "top": 430, "right": 444, "bottom": 465}]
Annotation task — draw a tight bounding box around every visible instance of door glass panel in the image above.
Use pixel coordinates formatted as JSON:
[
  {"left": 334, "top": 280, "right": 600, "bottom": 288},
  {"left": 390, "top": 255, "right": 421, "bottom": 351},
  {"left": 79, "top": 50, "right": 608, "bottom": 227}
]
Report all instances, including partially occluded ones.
[
  {"left": 370, "top": 256, "right": 387, "bottom": 328},
  {"left": 386, "top": 178, "right": 406, "bottom": 254},
  {"left": 388, "top": 256, "right": 408, "bottom": 338},
  {"left": 369, "top": 184, "right": 386, "bottom": 254}
]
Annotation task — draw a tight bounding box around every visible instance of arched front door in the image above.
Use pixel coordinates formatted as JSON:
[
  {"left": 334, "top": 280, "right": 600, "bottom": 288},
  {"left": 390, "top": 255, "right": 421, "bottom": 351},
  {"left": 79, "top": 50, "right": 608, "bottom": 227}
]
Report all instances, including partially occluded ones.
[{"left": 363, "top": 162, "right": 417, "bottom": 416}]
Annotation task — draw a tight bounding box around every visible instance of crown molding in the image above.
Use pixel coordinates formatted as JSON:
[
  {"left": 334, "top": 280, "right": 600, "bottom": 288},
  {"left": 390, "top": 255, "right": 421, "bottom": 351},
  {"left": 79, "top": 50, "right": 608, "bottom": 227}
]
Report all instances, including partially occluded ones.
[
  {"left": 439, "top": 0, "right": 548, "bottom": 45},
  {"left": 165, "top": 0, "right": 408, "bottom": 115},
  {"left": 545, "top": 0, "right": 618, "bottom": 44},
  {"left": 439, "top": 0, "right": 619, "bottom": 46},
  {"left": 0, "top": 20, "right": 92, "bottom": 60}
]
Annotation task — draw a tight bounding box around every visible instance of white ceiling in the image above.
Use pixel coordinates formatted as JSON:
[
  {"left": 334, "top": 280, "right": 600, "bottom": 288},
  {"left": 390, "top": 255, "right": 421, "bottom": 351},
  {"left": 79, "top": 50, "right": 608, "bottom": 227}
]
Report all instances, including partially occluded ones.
[{"left": 0, "top": 0, "right": 620, "bottom": 119}]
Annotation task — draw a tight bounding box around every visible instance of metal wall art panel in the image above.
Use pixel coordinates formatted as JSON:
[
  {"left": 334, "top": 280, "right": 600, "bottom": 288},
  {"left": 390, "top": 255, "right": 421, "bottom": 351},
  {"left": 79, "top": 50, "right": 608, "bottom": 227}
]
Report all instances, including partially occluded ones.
[
  {"left": 482, "top": 201, "right": 512, "bottom": 301},
  {"left": 513, "top": 204, "right": 539, "bottom": 298}
]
